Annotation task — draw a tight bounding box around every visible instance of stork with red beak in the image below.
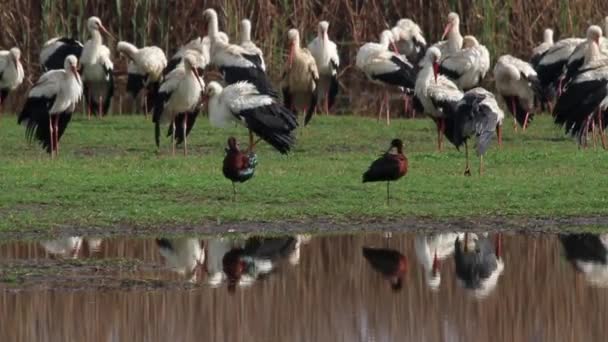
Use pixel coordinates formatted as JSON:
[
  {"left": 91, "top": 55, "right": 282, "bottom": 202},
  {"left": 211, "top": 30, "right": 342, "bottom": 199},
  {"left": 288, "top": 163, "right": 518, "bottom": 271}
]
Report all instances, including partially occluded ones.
[
  {"left": 80, "top": 16, "right": 116, "bottom": 118},
  {"left": 0, "top": 47, "right": 24, "bottom": 113},
  {"left": 308, "top": 21, "right": 340, "bottom": 114},
  {"left": 282, "top": 28, "right": 320, "bottom": 126},
  {"left": 440, "top": 12, "right": 463, "bottom": 54},
  {"left": 17, "top": 55, "right": 83, "bottom": 158}
]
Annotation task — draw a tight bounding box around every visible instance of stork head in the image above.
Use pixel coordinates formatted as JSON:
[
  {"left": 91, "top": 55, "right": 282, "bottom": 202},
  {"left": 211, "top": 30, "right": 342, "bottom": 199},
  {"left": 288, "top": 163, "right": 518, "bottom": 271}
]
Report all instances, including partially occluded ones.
[
  {"left": 425, "top": 47, "right": 441, "bottom": 83},
  {"left": 227, "top": 137, "right": 240, "bottom": 151},
  {"left": 287, "top": 29, "right": 300, "bottom": 68},
  {"left": 87, "top": 17, "right": 114, "bottom": 39},
  {"left": 543, "top": 28, "right": 554, "bottom": 44},
  {"left": 388, "top": 138, "right": 404, "bottom": 154},
  {"left": 380, "top": 30, "right": 399, "bottom": 54},
  {"left": 462, "top": 35, "right": 479, "bottom": 49},
  {"left": 442, "top": 12, "right": 460, "bottom": 40},
  {"left": 203, "top": 8, "right": 218, "bottom": 34},
  {"left": 64, "top": 55, "right": 81, "bottom": 83},
  {"left": 397, "top": 18, "right": 415, "bottom": 29},
  {"left": 183, "top": 53, "right": 204, "bottom": 90},
  {"left": 318, "top": 21, "right": 329, "bottom": 36},
  {"left": 587, "top": 25, "right": 603, "bottom": 45},
  {"left": 240, "top": 19, "right": 252, "bottom": 43},
  {"left": 205, "top": 81, "right": 223, "bottom": 103}
]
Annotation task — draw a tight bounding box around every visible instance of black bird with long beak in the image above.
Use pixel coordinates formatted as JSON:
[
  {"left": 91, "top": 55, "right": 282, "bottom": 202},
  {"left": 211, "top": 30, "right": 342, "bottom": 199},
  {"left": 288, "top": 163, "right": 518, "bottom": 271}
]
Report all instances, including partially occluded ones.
[
  {"left": 362, "top": 247, "right": 408, "bottom": 291},
  {"left": 222, "top": 137, "right": 258, "bottom": 200},
  {"left": 362, "top": 139, "right": 408, "bottom": 205}
]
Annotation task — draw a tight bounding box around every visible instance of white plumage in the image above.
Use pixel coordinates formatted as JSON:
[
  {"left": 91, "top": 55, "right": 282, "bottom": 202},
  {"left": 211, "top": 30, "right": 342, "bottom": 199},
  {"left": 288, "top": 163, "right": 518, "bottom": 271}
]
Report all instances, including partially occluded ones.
[
  {"left": 240, "top": 19, "right": 266, "bottom": 71},
  {"left": 431, "top": 12, "right": 463, "bottom": 55},
  {"left": 206, "top": 81, "right": 297, "bottom": 154},
  {"left": 283, "top": 28, "right": 320, "bottom": 125},
  {"left": 80, "top": 16, "right": 114, "bottom": 117},
  {"left": 564, "top": 26, "right": 608, "bottom": 83},
  {"left": 414, "top": 233, "right": 463, "bottom": 290},
  {"left": 392, "top": 18, "right": 427, "bottom": 63},
  {"left": 157, "top": 238, "right": 205, "bottom": 282},
  {"left": 152, "top": 53, "right": 204, "bottom": 155},
  {"left": 39, "top": 37, "right": 83, "bottom": 71},
  {"left": 41, "top": 237, "right": 83, "bottom": 258},
  {"left": 308, "top": 21, "right": 340, "bottom": 114},
  {"left": 0, "top": 47, "right": 24, "bottom": 106},
  {"left": 439, "top": 35, "right": 490, "bottom": 90},
  {"left": 18, "top": 55, "right": 82, "bottom": 157},
  {"left": 531, "top": 28, "right": 554, "bottom": 66}
]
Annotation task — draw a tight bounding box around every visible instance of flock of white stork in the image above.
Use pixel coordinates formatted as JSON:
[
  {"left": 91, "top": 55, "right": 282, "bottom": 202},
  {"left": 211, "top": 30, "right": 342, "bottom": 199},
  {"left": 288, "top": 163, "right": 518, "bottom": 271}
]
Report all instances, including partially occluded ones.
[{"left": 1, "top": 11, "right": 608, "bottom": 169}]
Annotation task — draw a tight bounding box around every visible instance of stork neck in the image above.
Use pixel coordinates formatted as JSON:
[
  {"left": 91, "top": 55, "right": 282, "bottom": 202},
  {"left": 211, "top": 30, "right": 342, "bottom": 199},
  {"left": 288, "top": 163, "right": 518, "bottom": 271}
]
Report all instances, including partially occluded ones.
[
  {"left": 240, "top": 24, "right": 251, "bottom": 44},
  {"left": 447, "top": 26, "right": 462, "bottom": 52},
  {"left": 584, "top": 42, "right": 602, "bottom": 64},
  {"left": 544, "top": 32, "right": 554, "bottom": 45},
  {"left": 89, "top": 30, "right": 103, "bottom": 45},
  {"left": 207, "top": 13, "right": 219, "bottom": 38},
  {"left": 379, "top": 34, "right": 392, "bottom": 50}
]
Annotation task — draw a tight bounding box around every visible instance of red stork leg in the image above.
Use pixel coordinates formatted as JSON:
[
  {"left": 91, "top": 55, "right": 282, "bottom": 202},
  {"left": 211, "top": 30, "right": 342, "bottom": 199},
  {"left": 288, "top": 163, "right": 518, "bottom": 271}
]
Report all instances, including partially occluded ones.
[
  {"left": 523, "top": 112, "right": 530, "bottom": 131},
  {"left": 464, "top": 233, "right": 469, "bottom": 253},
  {"left": 49, "top": 115, "right": 55, "bottom": 159},
  {"left": 495, "top": 234, "right": 503, "bottom": 259},
  {"left": 249, "top": 129, "right": 255, "bottom": 151},
  {"left": 464, "top": 141, "right": 471, "bottom": 176},
  {"left": 143, "top": 90, "right": 148, "bottom": 119},
  {"left": 496, "top": 124, "right": 503, "bottom": 148},
  {"left": 592, "top": 119, "right": 598, "bottom": 149},
  {"left": 87, "top": 90, "right": 92, "bottom": 120},
  {"left": 511, "top": 98, "right": 518, "bottom": 132},
  {"left": 54, "top": 115, "right": 60, "bottom": 156},
  {"left": 598, "top": 107, "right": 607, "bottom": 150},
  {"left": 479, "top": 155, "right": 484, "bottom": 176},
  {"left": 378, "top": 91, "right": 384, "bottom": 122},
  {"left": 98, "top": 96, "right": 103, "bottom": 119},
  {"left": 385, "top": 91, "right": 391, "bottom": 126},
  {"left": 324, "top": 92, "right": 329, "bottom": 115},
  {"left": 171, "top": 119, "right": 176, "bottom": 156},
  {"left": 183, "top": 112, "right": 188, "bottom": 156}
]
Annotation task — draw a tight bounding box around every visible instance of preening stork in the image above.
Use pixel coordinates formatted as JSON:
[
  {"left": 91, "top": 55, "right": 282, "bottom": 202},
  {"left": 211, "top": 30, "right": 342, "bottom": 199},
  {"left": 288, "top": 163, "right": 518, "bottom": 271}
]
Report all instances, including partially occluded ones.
[
  {"left": 494, "top": 55, "right": 543, "bottom": 130},
  {"left": 239, "top": 19, "right": 266, "bottom": 71},
  {"left": 80, "top": 16, "right": 115, "bottom": 118},
  {"left": 308, "top": 21, "right": 340, "bottom": 114},
  {"left": 362, "top": 139, "right": 408, "bottom": 205},
  {"left": 223, "top": 136, "right": 258, "bottom": 200},
  {"left": 204, "top": 9, "right": 276, "bottom": 97},
  {"left": 206, "top": 81, "right": 298, "bottom": 154},
  {"left": 362, "top": 246, "right": 408, "bottom": 291},
  {"left": 17, "top": 55, "right": 82, "bottom": 158},
  {"left": 283, "top": 28, "right": 320, "bottom": 126},
  {"left": 560, "top": 233, "right": 608, "bottom": 287},
  {"left": 0, "top": 47, "right": 24, "bottom": 111},
  {"left": 117, "top": 41, "right": 167, "bottom": 115},
  {"left": 39, "top": 37, "right": 83, "bottom": 71},
  {"left": 553, "top": 35, "right": 608, "bottom": 148},
  {"left": 414, "top": 47, "right": 463, "bottom": 151},
  {"left": 439, "top": 35, "right": 490, "bottom": 90},
  {"left": 530, "top": 28, "right": 554, "bottom": 67},
  {"left": 356, "top": 30, "right": 416, "bottom": 124},
  {"left": 152, "top": 53, "right": 205, "bottom": 156},
  {"left": 431, "top": 12, "right": 463, "bottom": 55},
  {"left": 156, "top": 238, "right": 205, "bottom": 282},
  {"left": 454, "top": 233, "right": 504, "bottom": 298},
  {"left": 164, "top": 36, "right": 214, "bottom": 76},
  {"left": 414, "top": 233, "right": 464, "bottom": 291},
  {"left": 392, "top": 18, "right": 427, "bottom": 64}
]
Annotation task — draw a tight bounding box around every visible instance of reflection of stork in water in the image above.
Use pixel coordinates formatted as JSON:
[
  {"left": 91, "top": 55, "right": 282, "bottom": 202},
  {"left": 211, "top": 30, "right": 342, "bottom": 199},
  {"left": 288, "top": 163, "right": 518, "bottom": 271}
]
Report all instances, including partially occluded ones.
[
  {"left": 414, "top": 233, "right": 463, "bottom": 290},
  {"left": 156, "top": 238, "right": 205, "bottom": 282},
  {"left": 560, "top": 233, "right": 608, "bottom": 287},
  {"left": 454, "top": 233, "right": 504, "bottom": 298},
  {"left": 41, "top": 237, "right": 83, "bottom": 259}
]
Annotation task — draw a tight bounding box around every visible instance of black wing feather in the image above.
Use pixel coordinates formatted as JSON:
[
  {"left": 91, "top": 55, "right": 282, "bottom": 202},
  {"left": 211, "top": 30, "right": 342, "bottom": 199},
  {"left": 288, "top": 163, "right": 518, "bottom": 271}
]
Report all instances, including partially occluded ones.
[
  {"left": 362, "top": 154, "right": 401, "bottom": 182},
  {"left": 239, "top": 104, "right": 298, "bottom": 154},
  {"left": 42, "top": 38, "right": 83, "bottom": 71}
]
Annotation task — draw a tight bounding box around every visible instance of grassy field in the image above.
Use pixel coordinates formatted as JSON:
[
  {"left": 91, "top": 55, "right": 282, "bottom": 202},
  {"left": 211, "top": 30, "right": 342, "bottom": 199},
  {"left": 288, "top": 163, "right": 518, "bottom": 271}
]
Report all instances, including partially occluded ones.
[{"left": 0, "top": 112, "right": 606, "bottom": 233}]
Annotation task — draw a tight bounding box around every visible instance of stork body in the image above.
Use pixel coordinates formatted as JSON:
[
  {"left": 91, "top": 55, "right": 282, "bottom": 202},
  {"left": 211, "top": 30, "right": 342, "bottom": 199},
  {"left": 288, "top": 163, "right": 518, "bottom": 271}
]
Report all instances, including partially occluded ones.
[
  {"left": 534, "top": 37, "right": 585, "bottom": 96},
  {"left": 563, "top": 26, "right": 608, "bottom": 85},
  {"left": 156, "top": 238, "right": 205, "bottom": 282},
  {"left": 152, "top": 54, "right": 204, "bottom": 155},
  {"left": 439, "top": 35, "right": 490, "bottom": 90},
  {"left": 283, "top": 28, "right": 319, "bottom": 126},
  {"left": 414, "top": 233, "right": 464, "bottom": 290},
  {"left": 17, "top": 55, "right": 82, "bottom": 157},
  {"left": 206, "top": 81, "right": 298, "bottom": 154},
  {"left": 308, "top": 21, "right": 340, "bottom": 114},
  {"left": 0, "top": 47, "right": 24, "bottom": 110},
  {"left": 531, "top": 29, "right": 554, "bottom": 67},
  {"left": 392, "top": 18, "right": 427, "bottom": 64},
  {"left": 239, "top": 19, "right": 266, "bottom": 71},
  {"left": 40, "top": 37, "right": 83, "bottom": 71}
]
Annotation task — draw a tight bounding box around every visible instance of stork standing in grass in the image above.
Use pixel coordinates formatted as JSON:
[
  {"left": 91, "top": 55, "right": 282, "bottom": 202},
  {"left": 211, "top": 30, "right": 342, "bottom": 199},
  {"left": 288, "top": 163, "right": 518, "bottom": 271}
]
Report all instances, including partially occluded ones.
[
  {"left": 239, "top": 19, "right": 266, "bottom": 71},
  {"left": 152, "top": 53, "right": 205, "bottom": 156},
  {"left": 308, "top": 21, "right": 340, "bottom": 114},
  {"left": 431, "top": 12, "right": 463, "bottom": 55},
  {"left": 117, "top": 41, "right": 167, "bottom": 116},
  {"left": 531, "top": 28, "right": 554, "bottom": 67},
  {"left": 0, "top": 47, "right": 24, "bottom": 113},
  {"left": 206, "top": 81, "right": 298, "bottom": 154},
  {"left": 80, "top": 16, "right": 115, "bottom": 118},
  {"left": 40, "top": 37, "right": 83, "bottom": 71},
  {"left": 439, "top": 35, "right": 490, "bottom": 91},
  {"left": 17, "top": 55, "right": 82, "bottom": 158},
  {"left": 283, "top": 28, "right": 320, "bottom": 126}
]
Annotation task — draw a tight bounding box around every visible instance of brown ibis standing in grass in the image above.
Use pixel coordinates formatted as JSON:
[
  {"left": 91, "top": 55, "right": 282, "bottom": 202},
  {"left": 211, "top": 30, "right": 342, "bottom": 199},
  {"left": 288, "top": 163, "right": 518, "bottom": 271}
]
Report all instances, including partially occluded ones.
[
  {"left": 362, "top": 247, "right": 408, "bottom": 291},
  {"left": 362, "top": 139, "right": 408, "bottom": 205},
  {"left": 222, "top": 137, "right": 258, "bottom": 200},
  {"left": 117, "top": 41, "right": 167, "bottom": 116},
  {"left": 206, "top": 81, "right": 298, "bottom": 154},
  {"left": 308, "top": 21, "right": 340, "bottom": 114},
  {"left": 0, "top": 47, "right": 24, "bottom": 113},
  {"left": 283, "top": 28, "right": 320, "bottom": 126},
  {"left": 17, "top": 55, "right": 82, "bottom": 158},
  {"left": 152, "top": 53, "right": 205, "bottom": 156},
  {"left": 80, "top": 17, "right": 115, "bottom": 119}
]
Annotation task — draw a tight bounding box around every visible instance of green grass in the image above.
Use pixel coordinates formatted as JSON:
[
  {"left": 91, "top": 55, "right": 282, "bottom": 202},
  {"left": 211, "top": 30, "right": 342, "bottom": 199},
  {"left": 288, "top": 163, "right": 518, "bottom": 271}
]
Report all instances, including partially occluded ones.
[{"left": 0, "top": 113, "right": 607, "bottom": 233}]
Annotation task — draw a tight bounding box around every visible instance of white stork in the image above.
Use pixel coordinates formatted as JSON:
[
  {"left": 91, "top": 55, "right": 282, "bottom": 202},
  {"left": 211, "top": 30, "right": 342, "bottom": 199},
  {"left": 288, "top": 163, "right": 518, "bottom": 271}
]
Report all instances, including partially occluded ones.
[
  {"left": 39, "top": 37, "right": 83, "bottom": 71},
  {"left": 0, "top": 47, "right": 24, "bottom": 111},
  {"left": 563, "top": 26, "right": 608, "bottom": 85},
  {"left": 17, "top": 55, "right": 82, "bottom": 158},
  {"left": 152, "top": 53, "right": 204, "bottom": 156},
  {"left": 203, "top": 9, "right": 276, "bottom": 97},
  {"left": 439, "top": 35, "right": 490, "bottom": 90},
  {"left": 431, "top": 12, "right": 463, "bottom": 55},
  {"left": 531, "top": 28, "right": 554, "bottom": 67},
  {"left": 494, "top": 54, "right": 542, "bottom": 131},
  {"left": 240, "top": 19, "right": 266, "bottom": 71},
  {"left": 308, "top": 21, "right": 340, "bottom": 114},
  {"left": 206, "top": 81, "right": 298, "bottom": 154},
  {"left": 554, "top": 35, "right": 608, "bottom": 148},
  {"left": 414, "top": 233, "right": 463, "bottom": 291},
  {"left": 156, "top": 238, "right": 205, "bottom": 282},
  {"left": 392, "top": 18, "right": 427, "bottom": 64},
  {"left": 41, "top": 237, "right": 83, "bottom": 259},
  {"left": 534, "top": 36, "right": 585, "bottom": 97},
  {"left": 165, "top": 37, "right": 208, "bottom": 76},
  {"left": 117, "top": 41, "right": 167, "bottom": 115},
  {"left": 414, "top": 47, "right": 463, "bottom": 151},
  {"left": 560, "top": 234, "right": 608, "bottom": 288},
  {"left": 356, "top": 30, "right": 416, "bottom": 124},
  {"left": 80, "top": 16, "right": 115, "bottom": 118},
  {"left": 283, "top": 28, "right": 320, "bottom": 125}
]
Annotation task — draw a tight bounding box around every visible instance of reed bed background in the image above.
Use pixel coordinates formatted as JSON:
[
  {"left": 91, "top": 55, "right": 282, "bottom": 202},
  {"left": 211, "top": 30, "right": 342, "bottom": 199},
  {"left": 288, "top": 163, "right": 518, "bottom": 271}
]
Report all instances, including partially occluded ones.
[{"left": 1, "top": 0, "right": 608, "bottom": 115}]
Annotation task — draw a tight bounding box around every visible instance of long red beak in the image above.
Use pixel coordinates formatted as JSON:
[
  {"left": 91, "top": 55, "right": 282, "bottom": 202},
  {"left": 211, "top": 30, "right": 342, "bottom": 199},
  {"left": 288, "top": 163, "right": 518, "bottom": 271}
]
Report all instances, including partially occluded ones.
[
  {"left": 100, "top": 25, "right": 116, "bottom": 40},
  {"left": 441, "top": 23, "right": 453, "bottom": 40},
  {"left": 192, "top": 69, "right": 204, "bottom": 90},
  {"left": 288, "top": 43, "right": 295, "bottom": 69},
  {"left": 391, "top": 41, "right": 399, "bottom": 54},
  {"left": 432, "top": 61, "right": 439, "bottom": 83},
  {"left": 495, "top": 234, "right": 503, "bottom": 259},
  {"left": 71, "top": 65, "right": 81, "bottom": 84}
]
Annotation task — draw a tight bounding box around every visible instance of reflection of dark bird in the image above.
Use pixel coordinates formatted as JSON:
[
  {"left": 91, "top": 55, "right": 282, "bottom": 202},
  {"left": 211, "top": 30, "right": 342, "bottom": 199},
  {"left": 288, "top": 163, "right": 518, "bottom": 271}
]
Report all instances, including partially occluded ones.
[
  {"left": 222, "top": 137, "right": 257, "bottom": 199},
  {"left": 362, "top": 247, "right": 407, "bottom": 291},
  {"left": 454, "top": 233, "right": 504, "bottom": 298},
  {"left": 560, "top": 233, "right": 608, "bottom": 287},
  {"left": 362, "top": 139, "right": 408, "bottom": 205}
]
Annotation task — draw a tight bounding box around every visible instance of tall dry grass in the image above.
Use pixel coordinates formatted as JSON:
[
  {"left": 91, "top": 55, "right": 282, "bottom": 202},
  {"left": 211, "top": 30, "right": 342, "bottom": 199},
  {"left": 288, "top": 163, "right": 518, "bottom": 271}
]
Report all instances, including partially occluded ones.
[{"left": 1, "top": 0, "right": 607, "bottom": 115}]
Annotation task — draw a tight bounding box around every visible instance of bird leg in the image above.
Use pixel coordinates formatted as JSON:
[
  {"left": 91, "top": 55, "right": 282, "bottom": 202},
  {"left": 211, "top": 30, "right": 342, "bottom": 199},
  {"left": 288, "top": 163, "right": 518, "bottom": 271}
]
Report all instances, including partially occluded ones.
[
  {"left": 171, "top": 119, "right": 176, "bottom": 156},
  {"left": 49, "top": 115, "right": 55, "bottom": 159},
  {"left": 98, "top": 96, "right": 103, "bottom": 119},
  {"left": 464, "top": 233, "right": 469, "bottom": 253},
  {"left": 386, "top": 181, "right": 390, "bottom": 206},
  {"left": 378, "top": 92, "right": 384, "bottom": 122},
  {"left": 87, "top": 90, "right": 92, "bottom": 120},
  {"left": 324, "top": 92, "right": 330, "bottom": 115},
  {"left": 183, "top": 112, "right": 188, "bottom": 156},
  {"left": 464, "top": 141, "right": 471, "bottom": 177},
  {"left": 495, "top": 234, "right": 503, "bottom": 259},
  {"left": 511, "top": 98, "right": 518, "bottom": 132},
  {"left": 438, "top": 118, "right": 445, "bottom": 152},
  {"left": 54, "top": 115, "right": 60, "bottom": 156},
  {"left": 592, "top": 119, "right": 598, "bottom": 149},
  {"left": 598, "top": 107, "right": 607, "bottom": 150},
  {"left": 143, "top": 92, "right": 148, "bottom": 119},
  {"left": 385, "top": 91, "right": 391, "bottom": 125},
  {"left": 479, "top": 155, "right": 484, "bottom": 176},
  {"left": 432, "top": 250, "right": 439, "bottom": 276},
  {"left": 496, "top": 124, "right": 503, "bottom": 148},
  {"left": 523, "top": 112, "right": 530, "bottom": 131},
  {"left": 232, "top": 182, "right": 237, "bottom": 202},
  {"left": 248, "top": 129, "right": 255, "bottom": 151},
  {"left": 403, "top": 94, "right": 409, "bottom": 117}
]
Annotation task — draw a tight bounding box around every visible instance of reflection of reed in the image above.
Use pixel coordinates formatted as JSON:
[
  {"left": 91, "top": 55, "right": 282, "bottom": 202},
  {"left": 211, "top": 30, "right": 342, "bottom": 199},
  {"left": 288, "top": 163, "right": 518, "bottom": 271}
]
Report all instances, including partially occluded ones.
[{"left": 1, "top": 233, "right": 608, "bottom": 341}]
